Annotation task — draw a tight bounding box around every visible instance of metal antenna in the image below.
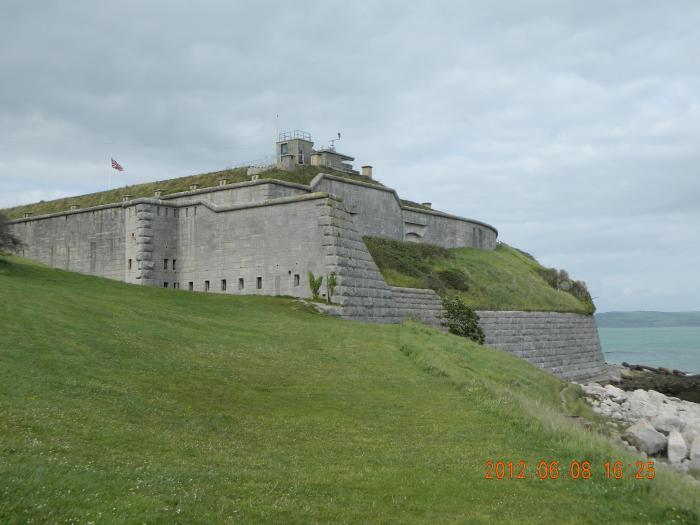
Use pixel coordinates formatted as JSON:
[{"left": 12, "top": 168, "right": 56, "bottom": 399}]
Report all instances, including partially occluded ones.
[{"left": 328, "top": 132, "right": 341, "bottom": 151}]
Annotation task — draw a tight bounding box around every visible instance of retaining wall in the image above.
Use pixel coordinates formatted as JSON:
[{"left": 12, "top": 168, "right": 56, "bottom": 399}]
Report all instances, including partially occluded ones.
[
  {"left": 389, "top": 287, "right": 444, "bottom": 327},
  {"left": 476, "top": 311, "right": 607, "bottom": 381}
]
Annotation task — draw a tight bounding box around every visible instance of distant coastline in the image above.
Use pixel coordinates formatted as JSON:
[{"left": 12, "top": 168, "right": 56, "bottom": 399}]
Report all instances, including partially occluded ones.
[{"left": 596, "top": 311, "right": 700, "bottom": 328}]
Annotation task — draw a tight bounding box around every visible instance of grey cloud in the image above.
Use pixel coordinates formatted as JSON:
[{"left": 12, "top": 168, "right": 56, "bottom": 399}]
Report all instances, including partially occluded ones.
[{"left": 1, "top": 0, "right": 699, "bottom": 311}]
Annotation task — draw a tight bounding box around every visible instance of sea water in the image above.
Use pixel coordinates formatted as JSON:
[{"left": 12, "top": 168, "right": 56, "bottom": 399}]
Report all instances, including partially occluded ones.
[{"left": 598, "top": 326, "right": 700, "bottom": 375}]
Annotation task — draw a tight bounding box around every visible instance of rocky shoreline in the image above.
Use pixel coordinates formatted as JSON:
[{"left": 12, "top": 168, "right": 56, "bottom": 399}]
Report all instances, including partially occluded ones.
[
  {"left": 615, "top": 363, "right": 700, "bottom": 403},
  {"left": 580, "top": 363, "right": 700, "bottom": 473}
]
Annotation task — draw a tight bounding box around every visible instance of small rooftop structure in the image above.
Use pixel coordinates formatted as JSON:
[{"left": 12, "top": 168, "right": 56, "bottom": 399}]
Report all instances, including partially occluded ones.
[{"left": 275, "top": 130, "right": 359, "bottom": 175}]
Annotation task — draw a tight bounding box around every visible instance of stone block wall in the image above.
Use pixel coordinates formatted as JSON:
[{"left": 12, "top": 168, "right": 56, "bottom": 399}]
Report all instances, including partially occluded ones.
[
  {"left": 320, "top": 196, "right": 399, "bottom": 322},
  {"left": 10, "top": 206, "right": 126, "bottom": 281},
  {"left": 476, "top": 311, "right": 607, "bottom": 381},
  {"left": 389, "top": 287, "right": 444, "bottom": 328},
  {"left": 401, "top": 207, "right": 498, "bottom": 250}
]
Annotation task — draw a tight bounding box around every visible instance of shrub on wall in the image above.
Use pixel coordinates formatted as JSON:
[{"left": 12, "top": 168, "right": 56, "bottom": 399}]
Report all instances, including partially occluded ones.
[
  {"left": 308, "top": 272, "right": 323, "bottom": 301},
  {"left": 326, "top": 272, "right": 337, "bottom": 304},
  {"left": 441, "top": 295, "right": 485, "bottom": 344}
]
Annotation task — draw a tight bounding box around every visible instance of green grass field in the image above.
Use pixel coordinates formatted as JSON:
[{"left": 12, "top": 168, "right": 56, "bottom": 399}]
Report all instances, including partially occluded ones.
[
  {"left": 0, "top": 166, "right": 383, "bottom": 220},
  {"left": 364, "top": 237, "right": 595, "bottom": 314},
  {"left": 1, "top": 256, "right": 698, "bottom": 523}
]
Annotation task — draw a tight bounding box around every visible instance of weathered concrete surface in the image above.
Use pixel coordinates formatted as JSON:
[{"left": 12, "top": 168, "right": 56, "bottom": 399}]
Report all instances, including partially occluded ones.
[{"left": 476, "top": 311, "right": 607, "bottom": 381}]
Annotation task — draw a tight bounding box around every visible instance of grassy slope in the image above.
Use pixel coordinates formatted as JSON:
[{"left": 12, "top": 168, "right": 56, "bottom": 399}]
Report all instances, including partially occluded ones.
[
  {"left": 365, "top": 238, "right": 594, "bottom": 314},
  {"left": 1, "top": 166, "right": 382, "bottom": 220},
  {"left": 1, "top": 257, "right": 698, "bottom": 524}
]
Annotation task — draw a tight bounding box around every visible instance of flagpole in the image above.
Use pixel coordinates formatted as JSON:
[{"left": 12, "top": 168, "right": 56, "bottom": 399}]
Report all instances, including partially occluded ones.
[{"left": 108, "top": 157, "right": 112, "bottom": 191}]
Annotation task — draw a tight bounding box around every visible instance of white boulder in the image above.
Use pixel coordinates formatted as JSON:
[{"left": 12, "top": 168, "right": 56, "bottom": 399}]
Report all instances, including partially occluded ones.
[
  {"left": 622, "top": 419, "right": 667, "bottom": 455},
  {"left": 688, "top": 439, "right": 700, "bottom": 473},
  {"left": 627, "top": 390, "right": 660, "bottom": 419},
  {"left": 604, "top": 384, "right": 626, "bottom": 400},
  {"left": 651, "top": 414, "right": 684, "bottom": 435},
  {"left": 667, "top": 431, "right": 689, "bottom": 464},
  {"left": 583, "top": 383, "right": 608, "bottom": 399}
]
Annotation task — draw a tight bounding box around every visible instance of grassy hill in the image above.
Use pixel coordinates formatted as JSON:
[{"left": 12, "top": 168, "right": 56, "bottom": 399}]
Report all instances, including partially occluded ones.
[
  {"left": 596, "top": 311, "right": 700, "bottom": 328},
  {"left": 1, "top": 165, "right": 383, "bottom": 220},
  {"left": 364, "top": 237, "right": 595, "bottom": 314},
  {"left": 1, "top": 256, "right": 698, "bottom": 523}
]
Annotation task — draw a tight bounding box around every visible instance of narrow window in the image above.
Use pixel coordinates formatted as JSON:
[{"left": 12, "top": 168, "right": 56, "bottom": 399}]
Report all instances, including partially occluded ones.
[
  {"left": 128, "top": 259, "right": 132, "bottom": 270},
  {"left": 194, "top": 207, "right": 197, "bottom": 216},
  {"left": 174, "top": 282, "right": 179, "bottom": 289},
  {"left": 205, "top": 280, "right": 210, "bottom": 291},
  {"left": 172, "top": 259, "right": 177, "bottom": 271},
  {"left": 165, "top": 208, "right": 169, "bottom": 217},
  {"left": 163, "top": 282, "right": 168, "bottom": 288},
  {"left": 294, "top": 274, "right": 300, "bottom": 286},
  {"left": 280, "top": 142, "right": 288, "bottom": 155},
  {"left": 256, "top": 277, "right": 262, "bottom": 290},
  {"left": 238, "top": 278, "right": 244, "bottom": 290},
  {"left": 185, "top": 208, "right": 189, "bottom": 217},
  {"left": 157, "top": 207, "right": 160, "bottom": 216},
  {"left": 221, "top": 279, "right": 227, "bottom": 291},
  {"left": 164, "top": 258, "right": 168, "bottom": 270},
  {"left": 188, "top": 282, "right": 193, "bottom": 291}
]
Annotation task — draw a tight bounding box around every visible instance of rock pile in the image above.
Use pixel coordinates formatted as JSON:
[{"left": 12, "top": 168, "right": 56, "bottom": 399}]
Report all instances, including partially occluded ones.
[{"left": 581, "top": 383, "right": 700, "bottom": 472}]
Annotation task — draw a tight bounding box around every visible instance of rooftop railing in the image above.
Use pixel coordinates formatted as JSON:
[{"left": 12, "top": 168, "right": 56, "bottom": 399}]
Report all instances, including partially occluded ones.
[{"left": 278, "top": 130, "right": 311, "bottom": 142}]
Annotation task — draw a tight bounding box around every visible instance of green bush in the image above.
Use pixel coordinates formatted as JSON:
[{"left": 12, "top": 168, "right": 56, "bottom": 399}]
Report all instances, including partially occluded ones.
[
  {"left": 441, "top": 295, "right": 485, "bottom": 344},
  {"left": 326, "top": 272, "right": 337, "bottom": 303},
  {"left": 308, "top": 272, "right": 323, "bottom": 300},
  {"left": 537, "top": 267, "right": 593, "bottom": 311},
  {"left": 435, "top": 268, "right": 470, "bottom": 291}
]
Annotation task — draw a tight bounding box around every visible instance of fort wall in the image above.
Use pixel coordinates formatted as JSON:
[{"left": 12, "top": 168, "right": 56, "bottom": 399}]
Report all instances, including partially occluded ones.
[
  {"left": 476, "top": 311, "right": 607, "bottom": 381},
  {"left": 9, "top": 174, "right": 499, "bottom": 293},
  {"left": 14, "top": 205, "right": 126, "bottom": 281},
  {"left": 6, "top": 177, "right": 607, "bottom": 381},
  {"left": 402, "top": 207, "right": 498, "bottom": 250},
  {"left": 311, "top": 175, "right": 405, "bottom": 241},
  {"left": 172, "top": 195, "right": 328, "bottom": 295},
  {"left": 308, "top": 174, "right": 499, "bottom": 248}
]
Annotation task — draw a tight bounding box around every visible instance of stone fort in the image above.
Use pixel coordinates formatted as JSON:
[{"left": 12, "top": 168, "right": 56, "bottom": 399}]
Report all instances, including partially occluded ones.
[{"left": 7, "top": 132, "right": 607, "bottom": 381}]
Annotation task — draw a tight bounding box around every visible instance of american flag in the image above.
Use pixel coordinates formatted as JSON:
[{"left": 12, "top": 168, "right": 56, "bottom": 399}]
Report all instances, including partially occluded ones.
[{"left": 111, "top": 158, "right": 124, "bottom": 171}]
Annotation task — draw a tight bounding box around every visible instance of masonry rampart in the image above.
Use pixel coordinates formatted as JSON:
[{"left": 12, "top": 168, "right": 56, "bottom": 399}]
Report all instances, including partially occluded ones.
[
  {"left": 13, "top": 206, "right": 126, "bottom": 281},
  {"left": 402, "top": 207, "right": 498, "bottom": 250},
  {"left": 476, "top": 311, "right": 607, "bottom": 381},
  {"left": 311, "top": 174, "right": 406, "bottom": 241},
  {"left": 389, "top": 287, "right": 444, "bottom": 327}
]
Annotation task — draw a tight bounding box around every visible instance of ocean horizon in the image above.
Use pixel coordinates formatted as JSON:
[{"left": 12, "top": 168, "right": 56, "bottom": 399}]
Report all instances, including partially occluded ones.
[{"left": 598, "top": 326, "right": 700, "bottom": 375}]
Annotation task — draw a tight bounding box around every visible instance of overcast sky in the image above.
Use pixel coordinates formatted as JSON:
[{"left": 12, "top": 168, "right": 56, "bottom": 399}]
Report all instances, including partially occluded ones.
[{"left": 1, "top": 1, "right": 699, "bottom": 312}]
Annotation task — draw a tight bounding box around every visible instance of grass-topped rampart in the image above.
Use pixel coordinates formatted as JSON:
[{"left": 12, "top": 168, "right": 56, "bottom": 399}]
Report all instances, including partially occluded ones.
[
  {"left": 0, "top": 255, "right": 698, "bottom": 522},
  {"left": 1, "top": 165, "right": 382, "bottom": 220},
  {"left": 363, "top": 237, "right": 596, "bottom": 314}
]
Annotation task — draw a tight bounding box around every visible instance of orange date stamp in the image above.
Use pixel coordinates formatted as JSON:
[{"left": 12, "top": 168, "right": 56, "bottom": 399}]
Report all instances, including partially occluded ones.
[{"left": 484, "top": 460, "right": 655, "bottom": 480}]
